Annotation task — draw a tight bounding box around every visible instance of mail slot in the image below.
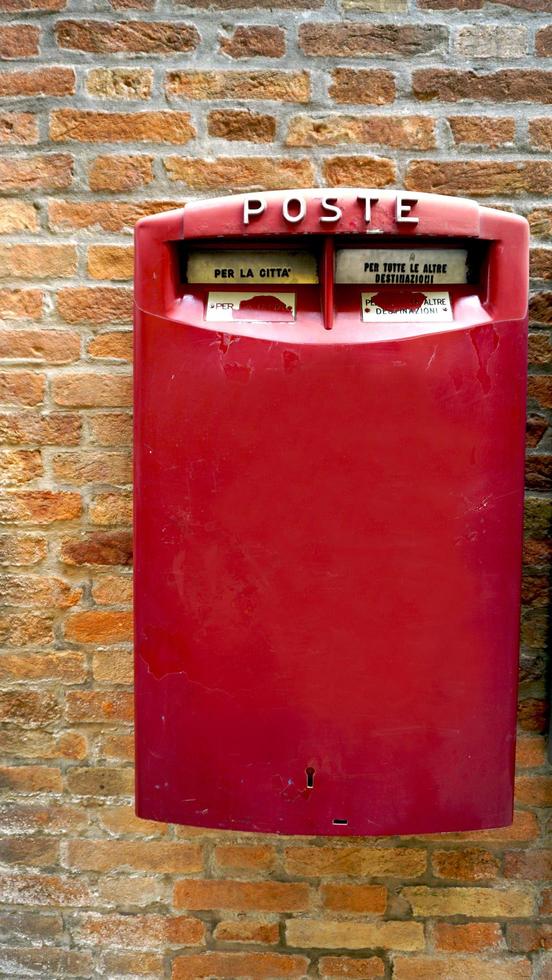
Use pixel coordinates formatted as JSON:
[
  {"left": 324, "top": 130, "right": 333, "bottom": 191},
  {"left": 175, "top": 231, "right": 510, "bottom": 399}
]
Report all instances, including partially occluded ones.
[{"left": 134, "top": 188, "right": 528, "bottom": 836}]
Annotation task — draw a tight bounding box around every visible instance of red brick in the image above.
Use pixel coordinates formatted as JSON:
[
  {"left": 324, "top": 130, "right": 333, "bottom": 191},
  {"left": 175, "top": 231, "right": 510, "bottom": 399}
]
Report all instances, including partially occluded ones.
[
  {"left": 0, "top": 202, "right": 37, "bottom": 233},
  {"left": 165, "top": 156, "right": 314, "bottom": 190},
  {"left": 53, "top": 373, "right": 132, "bottom": 409},
  {"left": 0, "top": 329, "right": 80, "bottom": 363},
  {"left": 299, "top": 23, "right": 446, "bottom": 57},
  {"left": 0, "top": 244, "right": 76, "bottom": 279},
  {"left": 88, "top": 412, "right": 132, "bottom": 446},
  {"left": 67, "top": 839, "right": 202, "bottom": 873},
  {"left": 537, "top": 26, "right": 552, "bottom": 57},
  {"left": 0, "top": 154, "right": 72, "bottom": 192},
  {"left": 0, "top": 448, "right": 42, "bottom": 485},
  {"left": 0, "top": 290, "right": 42, "bottom": 321},
  {"left": 65, "top": 767, "right": 134, "bottom": 797},
  {"left": 214, "top": 844, "right": 276, "bottom": 872},
  {"left": 449, "top": 116, "right": 515, "bottom": 148},
  {"left": 433, "top": 922, "right": 503, "bottom": 952},
  {"left": 214, "top": 919, "right": 279, "bottom": 944},
  {"left": 220, "top": 26, "right": 285, "bottom": 58},
  {"left": 0, "top": 371, "right": 45, "bottom": 406},
  {"left": 507, "top": 924, "right": 552, "bottom": 953},
  {"left": 0, "top": 573, "right": 81, "bottom": 608},
  {"left": 89, "top": 491, "right": 132, "bottom": 526},
  {"left": 318, "top": 958, "right": 386, "bottom": 979},
  {"left": 0, "top": 532, "right": 46, "bottom": 565},
  {"left": 287, "top": 115, "right": 434, "bottom": 149},
  {"left": 284, "top": 845, "right": 426, "bottom": 877},
  {"left": 89, "top": 155, "right": 153, "bottom": 192},
  {"left": 504, "top": 849, "right": 552, "bottom": 880},
  {"left": 431, "top": 847, "right": 500, "bottom": 881},
  {"left": 53, "top": 450, "right": 131, "bottom": 485},
  {"left": 57, "top": 287, "right": 132, "bottom": 324},
  {"left": 0, "top": 67, "right": 74, "bottom": 98},
  {"left": 531, "top": 248, "right": 552, "bottom": 279},
  {"left": 64, "top": 610, "right": 132, "bottom": 644},
  {"left": 0, "top": 0, "right": 66, "bottom": 8},
  {"left": 322, "top": 155, "right": 396, "bottom": 187},
  {"left": 166, "top": 70, "right": 310, "bottom": 103},
  {"left": 413, "top": 68, "right": 552, "bottom": 103},
  {"left": 56, "top": 20, "right": 199, "bottom": 53},
  {"left": 0, "top": 651, "right": 85, "bottom": 684},
  {"left": 0, "top": 765, "right": 62, "bottom": 792},
  {"left": 0, "top": 112, "right": 38, "bottom": 145},
  {"left": 329, "top": 68, "right": 395, "bottom": 104},
  {"left": 406, "top": 160, "right": 552, "bottom": 197},
  {"left": 0, "top": 489, "right": 81, "bottom": 525},
  {"left": 51, "top": 109, "right": 195, "bottom": 144},
  {"left": 207, "top": 109, "right": 276, "bottom": 142},
  {"left": 60, "top": 531, "right": 132, "bottom": 566},
  {"left": 65, "top": 691, "right": 133, "bottom": 723},
  {"left": 515, "top": 736, "right": 547, "bottom": 768},
  {"left": 0, "top": 25, "right": 39, "bottom": 59},
  {"left": 172, "top": 952, "right": 309, "bottom": 978},
  {"left": 48, "top": 199, "right": 183, "bottom": 233},
  {"left": 87, "top": 246, "right": 133, "bottom": 281},
  {"left": 96, "top": 804, "right": 166, "bottom": 836},
  {"left": 75, "top": 912, "right": 205, "bottom": 947},
  {"left": 0, "top": 690, "right": 60, "bottom": 724},
  {"left": 321, "top": 883, "right": 387, "bottom": 914},
  {"left": 174, "top": 878, "right": 310, "bottom": 912},
  {"left": 0, "top": 411, "right": 80, "bottom": 445}
]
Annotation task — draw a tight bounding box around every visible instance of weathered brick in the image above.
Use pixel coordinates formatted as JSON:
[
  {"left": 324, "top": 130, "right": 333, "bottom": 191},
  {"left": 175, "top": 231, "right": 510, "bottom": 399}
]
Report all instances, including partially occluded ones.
[
  {"left": 537, "top": 26, "right": 552, "bottom": 57},
  {"left": 0, "top": 573, "right": 81, "bottom": 608},
  {"left": 329, "top": 68, "right": 395, "bottom": 104},
  {"left": 284, "top": 845, "right": 426, "bottom": 877},
  {"left": 402, "top": 886, "right": 535, "bottom": 918},
  {"left": 89, "top": 155, "right": 153, "bottom": 193},
  {"left": 207, "top": 109, "right": 276, "bottom": 142},
  {"left": 65, "top": 691, "right": 133, "bottom": 723},
  {"left": 0, "top": 244, "right": 76, "bottom": 280},
  {"left": 98, "top": 876, "right": 165, "bottom": 906},
  {"left": 0, "top": 202, "right": 37, "bottom": 233},
  {"left": 53, "top": 450, "right": 131, "bottom": 485},
  {"left": 0, "top": 690, "right": 60, "bottom": 724},
  {"left": 0, "top": 330, "right": 80, "bottom": 363},
  {"left": 287, "top": 115, "right": 434, "bottom": 149},
  {"left": 214, "top": 919, "right": 279, "bottom": 944},
  {"left": 86, "top": 67, "right": 153, "bottom": 100},
  {"left": 88, "top": 412, "right": 132, "bottom": 446},
  {"left": 0, "top": 67, "right": 74, "bottom": 98},
  {"left": 0, "top": 25, "right": 39, "bottom": 59},
  {"left": 0, "top": 154, "right": 72, "bottom": 192},
  {"left": 64, "top": 610, "right": 133, "bottom": 643},
  {"left": 455, "top": 26, "right": 526, "bottom": 59},
  {"left": 0, "top": 609, "right": 53, "bottom": 646},
  {"left": 515, "top": 736, "right": 547, "bottom": 768},
  {"left": 531, "top": 120, "right": 552, "bottom": 152},
  {"left": 92, "top": 575, "right": 132, "bottom": 606},
  {"left": 87, "top": 246, "right": 134, "bottom": 281},
  {"left": 0, "top": 289, "right": 42, "bottom": 320},
  {"left": 299, "top": 23, "right": 447, "bottom": 57},
  {"left": 165, "top": 156, "right": 315, "bottom": 190},
  {"left": 507, "top": 924, "right": 552, "bottom": 953},
  {"left": 0, "top": 836, "right": 59, "bottom": 867},
  {"left": 285, "top": 919, "right": 424, "bottom": 951},
  {"left": 67, "top": 839, "right": 202, "bottom": 873},
  {"left": 504, "top": 849, "right": 552, "bottom": 881},
  {"left": 174, "top": 879, "right": 309, "bottom": 912},
  {"left": 0, "top": 947, "right": 92, "bottom": 976},
  {"left": 406, "top": 161, "right": 552, "bottom": 197},
  {"left": 92, "top": 648, "right": 132, "bottom": 683},
  {"left": 0, "top": 489, "right": 81, "bottom": 525},
  {"left": 449, "top": 116, "right": 515, "bottom": 147},
  {"left": 57, "top": 287, "right": 132, "bottom": 324},
  {"left": 99, "top": 733, "right": 134, "bottom": 761},
  {"left": 0, "top": 0, "right": 66, "bottom": 8},
  {"left": 172, "top": 952, "right": 309, "bottom": 978},
  {"left": 0, "top": 411, "right": 80, "bottom": 447},
  {"left": 532, "top": 248, "right": 552, "bottom": 279},
  {"left": 0, "top": 765, "right": 62, "bottom": 792},
  {"left": 433, "top": 922, "right": 503, "bottom": 952},
  {"left": 0, "top": 728, "right": 86, "bottom": 761},
  {"left": 89, "top": 491, "right": 132, "bottom": 526},
  {"left": 0, "top": 651, "right": 85, "bottom": 684},
  {"left": 75, "top": 912, "right": 205, "bottom": 947},
  {"left": 318, "top": 957, "right": 386, "bottom": 979},
  {"left": 431, "top": 847, "right": 500, "bottom": 881},
  {"left": 0, "top": 872, "right": 92, "bottom": 907},
  {"left": 392, "top": 957, "right": 531, "bottom": 980},
  {"left": 214, "top": 844, "right": 276, "bottom": 872},
  {"left": 48, "top": 199, "right": 183, "bottom": 233},
  {"left": 61, "top": 531, "right": 132, "bottom": 566},
  {"left": 88, "top": 333, "right": 132, "bottom": 361},
  {"left": 0, "top": 532, "right": 46, "bottom": 565},
  {"left": 56, "top": 20, "right": 199, "bottom": 54},
  {"left": 51, "top": 109, "right": 195, "bottom": 144},
  {"left": 0, "top": 112, "right": 38, "bottom": 145},
  {"left": 97, "top": 804, "right": 166, "bottom": 836},
  {"left": 65, "top": 767, "right": 134, "bottom": 797},
  {"left": 323, "top": 155, "right": 396, "bottom": 186},
  {"left": 53, "top": 374, "right": 132, "bottom": 409},
  {"left": 102, "top": 951, "right": 164, "bottom": 975},
  {"left": 321, "top": 883, "right": 388, "bottom": 914},
  {"left": 413, "top": 69, "right": 552, "bottom": 103},
  {"left": 0, "top": 910, "right": 63, "bottom": 942},
  {"left": 166, "top": 70, "right": 310, "bottom": 103},
  {"left": 0, "top": 371, "right": 45, "bottom": 406},
  {"left": 220, "top": 26, "right": 285, "bottom": 58},
  {"left": 0, "top": 448, "right": 42, "bottom": 485}
]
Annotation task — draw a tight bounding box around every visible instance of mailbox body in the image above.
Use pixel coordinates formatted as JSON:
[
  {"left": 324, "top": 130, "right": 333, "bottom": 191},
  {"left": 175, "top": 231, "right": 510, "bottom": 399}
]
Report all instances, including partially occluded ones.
[{"left": 134, "top": 189, "right": 528, "bottom": 836}]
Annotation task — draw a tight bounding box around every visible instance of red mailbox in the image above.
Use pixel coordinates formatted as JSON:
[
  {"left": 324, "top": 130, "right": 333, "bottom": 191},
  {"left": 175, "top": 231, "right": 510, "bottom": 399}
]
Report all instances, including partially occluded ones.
[{"left": 134, "top": 189, "right": 528, "bottom": 836}]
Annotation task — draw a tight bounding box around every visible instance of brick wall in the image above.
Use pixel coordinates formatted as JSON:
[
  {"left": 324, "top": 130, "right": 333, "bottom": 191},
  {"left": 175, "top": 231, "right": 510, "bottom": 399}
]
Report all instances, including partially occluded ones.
[{"left": 0, "top": 0, "right": 550, "bottom": 977}]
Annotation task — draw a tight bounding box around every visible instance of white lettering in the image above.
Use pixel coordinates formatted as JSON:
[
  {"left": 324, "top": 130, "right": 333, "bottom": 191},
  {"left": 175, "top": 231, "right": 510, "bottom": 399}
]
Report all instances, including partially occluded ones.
[
  {"left": 396, "top": 194, "right": 419, "bottom": 225},
  {"left": 320, "top": 195, "right": 342, "bottom": 223},
  {"left": 357, "top": 194, "right": 379, "bottom": 223},
  {"left": 282, "top": 194, "right": 307, "bottom": 224},
  {"left": 243, "top": 196, "right": 267, "bottom": 225}
]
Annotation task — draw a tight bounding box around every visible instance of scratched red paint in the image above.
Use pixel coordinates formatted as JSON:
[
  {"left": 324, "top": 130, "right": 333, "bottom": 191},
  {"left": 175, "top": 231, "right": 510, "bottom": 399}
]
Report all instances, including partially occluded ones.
[{"left": 134, "top": 189, "right": 528, "bottom": 836}]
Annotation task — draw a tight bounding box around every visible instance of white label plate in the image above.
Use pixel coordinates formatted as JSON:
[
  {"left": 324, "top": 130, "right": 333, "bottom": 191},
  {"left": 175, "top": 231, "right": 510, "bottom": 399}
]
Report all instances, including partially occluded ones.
[
  {"left": 188, "top": 251, "right": 317, "bottom": 284},
  {"left": 205, "top": 291, "right": 296, "bottom": 322},
  {"left": 336, "top": 248, "right": 468, "bottom": 285},
  {"left": 361, "top": 291, "right": 452, "bottom": 323}
]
